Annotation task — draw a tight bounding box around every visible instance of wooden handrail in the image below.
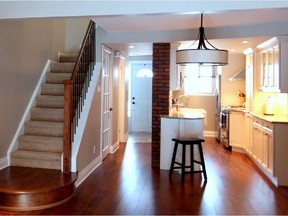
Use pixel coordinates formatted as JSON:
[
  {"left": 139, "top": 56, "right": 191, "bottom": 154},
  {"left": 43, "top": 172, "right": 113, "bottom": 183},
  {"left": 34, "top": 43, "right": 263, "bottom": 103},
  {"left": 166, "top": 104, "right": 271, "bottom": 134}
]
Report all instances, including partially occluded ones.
[{"left": 63, "top": 20, "right": 95, "bottom": 174}]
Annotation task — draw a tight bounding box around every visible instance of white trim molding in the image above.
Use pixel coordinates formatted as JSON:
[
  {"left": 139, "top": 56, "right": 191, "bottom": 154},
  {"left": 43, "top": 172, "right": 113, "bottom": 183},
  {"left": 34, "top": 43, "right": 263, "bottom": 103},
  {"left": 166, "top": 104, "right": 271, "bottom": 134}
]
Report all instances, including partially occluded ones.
[
  {"left": 204, "top": 130, "right": 217, "bottom": 137},
  {"left": 0, "top": 157, "right": 8, "bottom": 170},
  {"left": 75, "top": 156, "right": 101, "bottom": 187},
  {"left": 110, "top": 141, "right": 119, "bottom": 154}
]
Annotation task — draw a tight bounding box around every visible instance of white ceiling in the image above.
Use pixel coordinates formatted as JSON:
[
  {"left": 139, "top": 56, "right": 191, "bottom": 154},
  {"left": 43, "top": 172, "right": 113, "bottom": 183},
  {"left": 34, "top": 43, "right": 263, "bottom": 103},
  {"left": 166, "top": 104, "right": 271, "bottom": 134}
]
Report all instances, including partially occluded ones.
[
  {"left": 1, "top": 1, "right": 288, "bottom": 56},
  {"left": 92, "top": 8, "right": 288, "bottom": 56}
]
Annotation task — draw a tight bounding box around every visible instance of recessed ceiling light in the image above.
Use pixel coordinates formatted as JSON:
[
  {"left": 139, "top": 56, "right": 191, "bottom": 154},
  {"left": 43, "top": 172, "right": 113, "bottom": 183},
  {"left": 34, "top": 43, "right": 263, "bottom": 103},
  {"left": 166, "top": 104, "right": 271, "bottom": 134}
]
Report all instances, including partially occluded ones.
[
  {"left": 230, "top": 49, "right": 236, "bottom": 52},
  {"left": 129, "top": 45, "right": 135, "bottom": 49},
  {"left": 242, "top": 40, "right": 249, "bottom": 44}
]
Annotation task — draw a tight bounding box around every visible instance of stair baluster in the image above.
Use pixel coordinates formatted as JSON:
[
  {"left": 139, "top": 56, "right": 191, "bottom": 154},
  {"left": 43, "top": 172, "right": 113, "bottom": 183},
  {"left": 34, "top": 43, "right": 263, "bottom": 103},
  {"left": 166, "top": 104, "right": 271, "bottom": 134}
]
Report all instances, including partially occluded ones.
[{"left": 63, "top": 21, "right": 95, "bottom": 174}]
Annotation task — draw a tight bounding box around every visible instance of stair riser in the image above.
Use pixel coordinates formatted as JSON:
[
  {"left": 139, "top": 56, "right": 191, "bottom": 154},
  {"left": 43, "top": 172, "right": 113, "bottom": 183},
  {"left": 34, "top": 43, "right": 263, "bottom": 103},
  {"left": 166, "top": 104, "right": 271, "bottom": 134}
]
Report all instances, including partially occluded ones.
[
  {"left": 18, "top": 142, "right": 63, "bottom": 153},
  {"left": 31, "top": 110, "right": 64, "bottom": 122},
  {"left": 25, "top": 126, "right": 63, "bottom": 137},
  {"left": 36, "top": 98, "right": 64, "bottom": 108},
  {"left": 18, "top": 142, "right": 63, "bottom": 152},
  {"left": 59, "top": 53, "right": 78, "bottom": 62},
  {"left": 46, "top": 73, "right": 71, "bottom": 84},
  {"left": 41, "top": 85, "right": 64, "bottom": 96},
  {"left": 50, "top": 63, "right": 74, "bottom": 73},
  {"left": 11, "top": 158, "right": 61, "bottom": 170}
]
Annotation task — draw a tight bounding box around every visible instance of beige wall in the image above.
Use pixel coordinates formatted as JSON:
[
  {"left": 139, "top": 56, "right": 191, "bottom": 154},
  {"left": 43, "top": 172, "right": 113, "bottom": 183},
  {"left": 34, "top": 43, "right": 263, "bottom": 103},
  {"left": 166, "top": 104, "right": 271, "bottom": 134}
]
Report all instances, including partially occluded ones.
[
  {"left": 65, "top": 18, "right": 90, "bottom": 53},
  {"left": 221, "top": 53, "right": 246, "bottom": 106},
  {"left": 76, "top": 77, "right": 102, "bottom": 171},
  {"left": 0, "top": 19, "right": 66, "bottom": 158},
  {"left": 180, "top": 96, "right": 216, "bottom": 132}
]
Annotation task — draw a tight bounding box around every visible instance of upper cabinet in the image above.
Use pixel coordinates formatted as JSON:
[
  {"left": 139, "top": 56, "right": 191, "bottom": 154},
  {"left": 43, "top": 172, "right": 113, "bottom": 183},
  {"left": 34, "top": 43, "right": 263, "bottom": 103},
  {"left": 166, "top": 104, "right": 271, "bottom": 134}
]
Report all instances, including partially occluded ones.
[
  {"left": 256, "top": 36, "right": 288, "bottom": 93},
  {"left": 170, "top": 45, "right": 183, "bottom": 90},
  {"left": 243, "top": 48, "right": 256, "bottom": 111}
]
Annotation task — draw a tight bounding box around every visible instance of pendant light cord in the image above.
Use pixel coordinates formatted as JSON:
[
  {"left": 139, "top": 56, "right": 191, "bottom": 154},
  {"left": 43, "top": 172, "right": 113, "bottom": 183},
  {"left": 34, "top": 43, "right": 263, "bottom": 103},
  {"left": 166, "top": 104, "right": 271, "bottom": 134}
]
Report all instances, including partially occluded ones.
[{"left": 198, "top": 13, "right": 219, "bottom": 50}]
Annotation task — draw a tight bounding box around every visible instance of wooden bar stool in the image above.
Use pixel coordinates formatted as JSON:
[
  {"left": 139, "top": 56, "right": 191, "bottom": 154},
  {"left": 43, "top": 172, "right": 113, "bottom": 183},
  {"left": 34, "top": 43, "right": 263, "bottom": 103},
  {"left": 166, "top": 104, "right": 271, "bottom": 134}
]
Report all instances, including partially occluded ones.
[{"left": 169, "top": 138, "right": 207, "bottom": 182}]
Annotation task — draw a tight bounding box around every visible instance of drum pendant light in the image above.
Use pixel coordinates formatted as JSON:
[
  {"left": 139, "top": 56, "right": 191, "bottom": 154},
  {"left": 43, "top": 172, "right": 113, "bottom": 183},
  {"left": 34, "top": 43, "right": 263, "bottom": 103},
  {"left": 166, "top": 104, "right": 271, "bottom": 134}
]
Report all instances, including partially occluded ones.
[{"left": 176, "top": 14, "right": 228, "bottom": 66}]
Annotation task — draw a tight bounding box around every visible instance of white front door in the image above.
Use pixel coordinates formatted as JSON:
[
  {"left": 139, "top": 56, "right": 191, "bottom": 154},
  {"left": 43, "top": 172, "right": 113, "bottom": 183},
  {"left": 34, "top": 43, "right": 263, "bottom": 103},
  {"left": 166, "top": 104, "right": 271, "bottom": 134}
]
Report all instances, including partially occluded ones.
[
  {"left": 101, "top": 46, "right": 112, "bottom": 160},
  {"left": 131, "top": 63, "right": 152, "bottom": 132}
]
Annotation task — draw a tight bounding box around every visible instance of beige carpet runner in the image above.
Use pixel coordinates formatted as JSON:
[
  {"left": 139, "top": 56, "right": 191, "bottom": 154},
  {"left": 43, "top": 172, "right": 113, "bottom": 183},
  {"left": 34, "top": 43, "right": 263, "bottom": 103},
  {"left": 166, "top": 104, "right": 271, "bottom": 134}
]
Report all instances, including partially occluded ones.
[{"left": 10, "top": 53, "right": 77, "bottom": 170}]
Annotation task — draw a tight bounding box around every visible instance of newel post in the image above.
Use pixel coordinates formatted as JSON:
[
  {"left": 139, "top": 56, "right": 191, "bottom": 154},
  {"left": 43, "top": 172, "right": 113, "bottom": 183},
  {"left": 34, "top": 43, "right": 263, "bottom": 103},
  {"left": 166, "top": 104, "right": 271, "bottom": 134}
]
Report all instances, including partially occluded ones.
[{"left": 63, "top": 80, "right": 72, "bottom": 174}]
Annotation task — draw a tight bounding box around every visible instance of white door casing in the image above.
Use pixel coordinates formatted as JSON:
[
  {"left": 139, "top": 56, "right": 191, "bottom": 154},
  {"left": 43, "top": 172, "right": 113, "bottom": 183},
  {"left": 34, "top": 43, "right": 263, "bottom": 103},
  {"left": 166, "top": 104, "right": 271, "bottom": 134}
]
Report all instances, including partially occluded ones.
[
  {"left": 101, "top": 46, "right": 113, "bottom": 160},
  {"left": 131, "top": 63, "right": 152, "bottom": 132}
]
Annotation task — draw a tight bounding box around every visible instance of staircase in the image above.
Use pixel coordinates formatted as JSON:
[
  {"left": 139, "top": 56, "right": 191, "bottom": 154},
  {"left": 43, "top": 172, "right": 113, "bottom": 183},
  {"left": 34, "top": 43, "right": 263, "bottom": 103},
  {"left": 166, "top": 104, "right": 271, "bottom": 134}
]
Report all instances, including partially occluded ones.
[{"left": 10, "top": 53, "right": 77, "bottom": 170}]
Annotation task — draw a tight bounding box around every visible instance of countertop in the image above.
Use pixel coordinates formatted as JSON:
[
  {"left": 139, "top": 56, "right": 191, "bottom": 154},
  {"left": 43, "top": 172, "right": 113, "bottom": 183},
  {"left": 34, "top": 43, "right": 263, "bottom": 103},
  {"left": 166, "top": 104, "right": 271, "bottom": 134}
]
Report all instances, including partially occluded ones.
[
  {"left": 161, "top": 108, "right": 207, "bottom": 120},
  {"left": 251, "top": 113, "right": 288, "bottom": 123},
  {"left": 229, "top": 108, "right": 288, "bottom": 123}
]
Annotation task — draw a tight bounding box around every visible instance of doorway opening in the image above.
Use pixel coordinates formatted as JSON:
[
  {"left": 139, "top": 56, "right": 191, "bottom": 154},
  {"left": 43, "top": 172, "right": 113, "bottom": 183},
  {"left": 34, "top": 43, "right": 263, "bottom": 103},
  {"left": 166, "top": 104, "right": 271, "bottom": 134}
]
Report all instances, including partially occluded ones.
[{"left": 129, "top": 62, "right": 153, "bottom": 141}]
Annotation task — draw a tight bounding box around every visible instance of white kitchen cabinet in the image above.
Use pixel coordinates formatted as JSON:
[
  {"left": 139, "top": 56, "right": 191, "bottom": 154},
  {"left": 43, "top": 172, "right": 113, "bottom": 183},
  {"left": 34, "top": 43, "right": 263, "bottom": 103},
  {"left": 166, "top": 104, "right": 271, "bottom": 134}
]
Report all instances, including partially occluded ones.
[
  {"left": 170, "top": 46, "right": 184, "bottom": 90},
  {"left": 256, "top": 36, "right": 288, "bottom": 93},
  {"left": 251, "top": 117, "right": 274, "bottom": 177},
  {"left": 252, "top": 119, "right": 262, "bottom": 161},
  {"left": 262, "top": 122, "right": 274, "bottom": 175},
  {"left": 160, "top": 114, "right": 205, "bottom": 170},
  {"left": 243, "top": 48, "right": 255, "bottom": 111},
  {"left": 243, "top": 112, "right": 252, "bottom": 154},
  {"left": 229, "top": 111, "right": 244, "bottom": 149}
]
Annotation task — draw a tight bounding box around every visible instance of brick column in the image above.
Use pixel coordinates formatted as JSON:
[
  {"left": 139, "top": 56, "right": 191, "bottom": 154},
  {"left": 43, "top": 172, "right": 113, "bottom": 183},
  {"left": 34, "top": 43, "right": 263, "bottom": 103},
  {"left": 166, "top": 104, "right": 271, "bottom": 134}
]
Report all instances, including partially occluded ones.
[{"left": 152, "top": 43, "right": 170, "bottom": 168}]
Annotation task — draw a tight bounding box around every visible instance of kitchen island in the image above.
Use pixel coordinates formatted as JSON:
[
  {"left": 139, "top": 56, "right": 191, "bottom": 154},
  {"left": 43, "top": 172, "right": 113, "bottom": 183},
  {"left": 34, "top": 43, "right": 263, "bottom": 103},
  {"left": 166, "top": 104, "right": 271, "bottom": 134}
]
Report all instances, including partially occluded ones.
[{"left": 160, "top": 108, "right": 207, "bottom": 170}]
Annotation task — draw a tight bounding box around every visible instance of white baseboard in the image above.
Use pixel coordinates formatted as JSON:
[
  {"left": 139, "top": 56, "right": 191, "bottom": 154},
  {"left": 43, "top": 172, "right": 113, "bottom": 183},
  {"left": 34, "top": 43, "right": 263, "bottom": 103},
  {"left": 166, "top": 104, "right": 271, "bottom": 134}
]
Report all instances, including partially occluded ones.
[
  {"left": 110, "top": 141, "right": 119, "bottom": 154},
  {"left": 75, "top": 155, "right": 101, "bottom": 187},
  {"left": 204, "top": 130, "right": 217, "bottom": 137},
  {"left": 0, "top": 157, "right": 8, "bottom": 170}
]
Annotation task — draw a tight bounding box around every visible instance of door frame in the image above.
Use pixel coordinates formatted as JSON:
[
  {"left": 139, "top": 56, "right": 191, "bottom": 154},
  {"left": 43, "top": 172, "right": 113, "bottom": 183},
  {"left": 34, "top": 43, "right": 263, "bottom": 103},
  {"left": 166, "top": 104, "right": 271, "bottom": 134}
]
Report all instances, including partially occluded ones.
[{"left": 100, "top": 45, "right": 113, "bottom": 160}]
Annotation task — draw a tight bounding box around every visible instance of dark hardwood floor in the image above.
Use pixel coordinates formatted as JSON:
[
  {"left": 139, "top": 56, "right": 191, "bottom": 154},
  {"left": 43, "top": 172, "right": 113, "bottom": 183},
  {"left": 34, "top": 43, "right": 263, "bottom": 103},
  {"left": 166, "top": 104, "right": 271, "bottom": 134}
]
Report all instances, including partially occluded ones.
[{"left": 2, "top": 136, "right": 288, "bottom": 215}]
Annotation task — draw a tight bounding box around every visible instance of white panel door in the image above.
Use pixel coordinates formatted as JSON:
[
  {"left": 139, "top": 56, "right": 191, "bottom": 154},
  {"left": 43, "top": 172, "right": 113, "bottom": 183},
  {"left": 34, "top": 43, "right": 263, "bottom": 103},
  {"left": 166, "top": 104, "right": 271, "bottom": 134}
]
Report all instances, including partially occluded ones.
[
  {"left": 101, "top": 46, "right": 112, "bottom": 160},
  {"left": 131, "top": 63, "right": 152, "bottom": 132}
]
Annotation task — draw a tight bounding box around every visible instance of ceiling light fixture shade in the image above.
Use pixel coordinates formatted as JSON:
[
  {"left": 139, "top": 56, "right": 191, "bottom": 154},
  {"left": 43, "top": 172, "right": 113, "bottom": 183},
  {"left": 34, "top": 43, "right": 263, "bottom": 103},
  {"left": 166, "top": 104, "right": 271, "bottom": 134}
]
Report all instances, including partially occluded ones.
[{"left": 176, "top": 14, "right": 228, "bottom": 66}]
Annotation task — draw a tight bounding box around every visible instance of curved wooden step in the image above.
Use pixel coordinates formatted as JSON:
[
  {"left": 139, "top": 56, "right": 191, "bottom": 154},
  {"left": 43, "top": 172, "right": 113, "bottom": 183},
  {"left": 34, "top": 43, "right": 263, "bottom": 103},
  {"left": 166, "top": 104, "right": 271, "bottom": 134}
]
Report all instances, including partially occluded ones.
[{"left": 0, "top": 166, "right": 77, "bottom": 211}]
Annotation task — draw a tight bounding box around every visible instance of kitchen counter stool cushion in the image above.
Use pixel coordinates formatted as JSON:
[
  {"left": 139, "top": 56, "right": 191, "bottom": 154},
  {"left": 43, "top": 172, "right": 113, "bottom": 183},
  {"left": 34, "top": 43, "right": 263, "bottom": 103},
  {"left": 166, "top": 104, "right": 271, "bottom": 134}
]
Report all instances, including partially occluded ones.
[{"left": 169, "top": 138, "right": 207, "bottom": 182}]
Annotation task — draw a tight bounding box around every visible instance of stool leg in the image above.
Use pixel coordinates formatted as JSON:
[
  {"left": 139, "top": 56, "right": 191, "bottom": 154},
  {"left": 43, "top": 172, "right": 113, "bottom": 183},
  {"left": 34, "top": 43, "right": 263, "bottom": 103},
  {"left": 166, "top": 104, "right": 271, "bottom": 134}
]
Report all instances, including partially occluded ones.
[
  {"left": 190, "top": 144, "right": 194, "bottom": 173},
  {"left": 169, "top": 141, "right": 178, "bottom": 177},
  {"left": 181, "top": 144, "right": 186, "bottom": 182},
  {"left": 198, "top": 143, "right": 207, "bottom": 180}
]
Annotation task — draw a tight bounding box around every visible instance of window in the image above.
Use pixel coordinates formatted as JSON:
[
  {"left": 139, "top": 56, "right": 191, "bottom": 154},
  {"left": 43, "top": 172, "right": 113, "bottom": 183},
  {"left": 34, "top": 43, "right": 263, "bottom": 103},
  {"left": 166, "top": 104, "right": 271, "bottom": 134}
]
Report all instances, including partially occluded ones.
[{"left": 183, "top": 64, "right": 216, "bottom": 95}]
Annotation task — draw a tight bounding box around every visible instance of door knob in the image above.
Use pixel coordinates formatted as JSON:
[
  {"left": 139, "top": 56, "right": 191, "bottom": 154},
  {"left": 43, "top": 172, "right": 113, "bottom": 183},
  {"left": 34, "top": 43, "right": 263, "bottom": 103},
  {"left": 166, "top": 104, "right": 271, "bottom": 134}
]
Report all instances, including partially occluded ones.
[{"left": 109, "top": 108, "right": 113, "bottom": 111}]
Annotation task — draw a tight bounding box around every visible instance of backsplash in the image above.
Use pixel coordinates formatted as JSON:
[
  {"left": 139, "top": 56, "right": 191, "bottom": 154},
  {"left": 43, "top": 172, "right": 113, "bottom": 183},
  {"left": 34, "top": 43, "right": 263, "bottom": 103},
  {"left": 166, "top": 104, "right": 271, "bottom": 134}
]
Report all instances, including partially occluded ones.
[{"left": 253, "top": 92, "right": 288, "bottom": 116}]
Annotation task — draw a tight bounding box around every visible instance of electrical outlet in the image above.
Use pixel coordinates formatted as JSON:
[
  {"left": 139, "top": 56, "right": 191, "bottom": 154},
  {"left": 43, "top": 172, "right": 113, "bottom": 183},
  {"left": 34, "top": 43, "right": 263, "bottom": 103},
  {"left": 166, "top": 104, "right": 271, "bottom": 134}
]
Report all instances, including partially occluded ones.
[{"left": 93, "top": 146, "right": 96, "bottom": 154}]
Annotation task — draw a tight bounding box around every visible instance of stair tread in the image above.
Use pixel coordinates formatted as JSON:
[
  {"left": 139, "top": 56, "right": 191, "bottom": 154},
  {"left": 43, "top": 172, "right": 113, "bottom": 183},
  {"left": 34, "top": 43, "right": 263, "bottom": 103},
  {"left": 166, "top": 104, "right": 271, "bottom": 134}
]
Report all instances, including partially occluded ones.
[
  {"left": 32, "top": 107, "right": 64, "bottom": 111},
  {"left": 18, "top": 135, "right": 63, "bottom": 144},
  {"left": 37, "top": 95, "right": 64, "bottom": 99},
  {"left": 25, "top": 121, "right": 63, "bottom": 128},
  {"left": 0, "top": 166, "right": 77, "bottom": 193},
  {"left": 11, "top": 150, "right": 62, "bottom": 161}
]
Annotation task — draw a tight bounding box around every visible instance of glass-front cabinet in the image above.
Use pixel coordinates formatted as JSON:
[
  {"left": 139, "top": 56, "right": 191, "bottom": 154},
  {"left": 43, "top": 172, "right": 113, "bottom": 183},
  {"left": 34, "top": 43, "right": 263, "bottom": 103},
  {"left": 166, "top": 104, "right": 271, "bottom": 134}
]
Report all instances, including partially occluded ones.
[
  {"left": 258, "top": 46, "right": 279, "bottom": 91},
  {"left": 257, "top": 36, "right": 288, "bottom": 93}
]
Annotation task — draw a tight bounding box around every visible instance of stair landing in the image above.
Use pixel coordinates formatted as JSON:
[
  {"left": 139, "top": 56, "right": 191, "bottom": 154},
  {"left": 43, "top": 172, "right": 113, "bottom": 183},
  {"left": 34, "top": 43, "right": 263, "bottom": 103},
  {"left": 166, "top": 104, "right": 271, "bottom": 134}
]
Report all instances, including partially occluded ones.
[{"left": 0, "top": 166, "right": 77, "bottom": 211}]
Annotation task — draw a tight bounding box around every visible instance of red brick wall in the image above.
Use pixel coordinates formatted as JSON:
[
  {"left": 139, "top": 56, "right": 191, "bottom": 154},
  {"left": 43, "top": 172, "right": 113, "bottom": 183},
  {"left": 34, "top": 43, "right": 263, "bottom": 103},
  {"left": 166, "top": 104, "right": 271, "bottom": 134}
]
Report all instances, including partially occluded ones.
[{"left": 152, "top": 43, "right": 170, "bottom": 168}]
